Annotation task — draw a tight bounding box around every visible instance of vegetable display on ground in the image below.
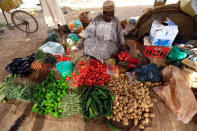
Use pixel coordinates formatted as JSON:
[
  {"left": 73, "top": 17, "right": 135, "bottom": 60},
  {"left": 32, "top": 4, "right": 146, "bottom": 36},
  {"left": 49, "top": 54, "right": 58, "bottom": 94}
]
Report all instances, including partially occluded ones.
[
  {"left": 60, "top": 89, "right": 82, "bottom": 118},
  {"left": 82, "top": 85, "right": 114, "bottom": 122},
  {"left": 0, "top": 75, "right": 35, "bottom": 102},
  {"left": 4, "top": 82, "right": 35, "bottom": 102},
  {"left": 107, "top": 74, "right": 157, "bottom": 130},
  {"left": 71, "top": 60, "right": 110, "bottom": 87},
  {"left": 34, "top": 50, "right": 56, "bottom": 64},
  {"left": 53, "top": 55, "right": 71, "bottom": 62},
  {"left": 32, "top": 71, "right": 69, "bottom": 118},
  {"left": 118, "top": 51, "right": 130, "bottom": 61},
  {"left": 5, "top": 53, "right": 35, "bottom": 77}
]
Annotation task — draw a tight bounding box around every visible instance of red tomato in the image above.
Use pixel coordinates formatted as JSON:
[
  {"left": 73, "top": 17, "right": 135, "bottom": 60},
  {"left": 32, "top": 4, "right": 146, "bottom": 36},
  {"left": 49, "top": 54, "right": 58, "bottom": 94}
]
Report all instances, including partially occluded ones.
[
  {"left": 71, "top": 82, "right": 76, "bottom": 87},
  {"left": 66, "top": 77, "right": 71, "bottom": 81}
]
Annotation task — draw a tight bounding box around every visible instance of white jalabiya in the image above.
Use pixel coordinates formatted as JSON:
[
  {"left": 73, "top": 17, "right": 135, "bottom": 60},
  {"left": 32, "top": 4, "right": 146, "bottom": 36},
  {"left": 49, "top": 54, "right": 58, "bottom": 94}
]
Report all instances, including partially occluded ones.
[{"left": 84, "top": 14, "right": 125, "bottom": 62}]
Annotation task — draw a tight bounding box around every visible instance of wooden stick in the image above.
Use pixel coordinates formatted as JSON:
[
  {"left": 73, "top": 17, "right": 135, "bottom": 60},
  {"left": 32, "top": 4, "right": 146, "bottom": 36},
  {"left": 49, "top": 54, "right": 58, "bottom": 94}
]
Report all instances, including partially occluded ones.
[{"left": 55, "top": 25, "right": 67, "bottom": 53}]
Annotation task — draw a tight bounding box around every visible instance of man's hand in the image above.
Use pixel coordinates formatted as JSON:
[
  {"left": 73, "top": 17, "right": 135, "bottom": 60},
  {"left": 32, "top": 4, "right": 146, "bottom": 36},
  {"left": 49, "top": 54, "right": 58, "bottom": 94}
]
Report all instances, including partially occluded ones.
[{"left": 120, "top": 45, "right": 127, "bottom": 52}]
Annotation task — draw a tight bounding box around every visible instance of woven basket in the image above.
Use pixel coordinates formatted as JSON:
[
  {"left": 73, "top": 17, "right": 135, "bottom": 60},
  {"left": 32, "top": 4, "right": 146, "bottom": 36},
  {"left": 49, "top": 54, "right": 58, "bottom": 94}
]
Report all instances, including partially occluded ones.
[{"left": 0, "top": 0, "right": 23, "bottom": 11}]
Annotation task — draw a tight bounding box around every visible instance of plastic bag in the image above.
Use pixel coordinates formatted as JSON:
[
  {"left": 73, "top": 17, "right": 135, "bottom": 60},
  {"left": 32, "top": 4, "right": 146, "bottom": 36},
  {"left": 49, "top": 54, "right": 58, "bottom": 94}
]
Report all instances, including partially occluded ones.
[
  {"left": 68, "top": 20, "right": 83, "bottom": 33},
  {"left": 180, "top": 0, "right": 197, "bottom": 17},
  {"left": 167, "top": 46, "right": 188, "bottom": 61},
  {"left": 39, "top": 42, "right": 65, "bottom": 56},
  {"left": 130, "top": 63, "right": 162, "bottom": 83},
  {"left": 126, "top": 72, "right": 138, "bottom": 85},
  {"left": 106, "top": 64, "right": 120, "bottom": 77},
  {"left": 104, "top": 58, "right": 120, "bottom": 77},
  {"left": 154, "top": 65, "right": 197, "bottom": 123},
  {"left": 66, "top": 33, "right": 79, "bottom": 51},
  {"left": 56, "top": 61, "right": 73, "bottom": 77},
  {"left": 128, "top": 58, "right": 139, "bottom": 68},
  {"left": 150, "top": 18, "right": 179, "bottom": 47}
]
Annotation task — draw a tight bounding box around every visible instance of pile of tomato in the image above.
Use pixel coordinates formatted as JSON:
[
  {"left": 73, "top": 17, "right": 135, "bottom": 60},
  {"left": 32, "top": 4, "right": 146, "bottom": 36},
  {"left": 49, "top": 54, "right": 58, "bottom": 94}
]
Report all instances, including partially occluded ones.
[
  {"left": 118, "top": 51, "right": 130, "bottom": 61},
  {"left": 53, "top": 55, "right": 71, "bottom": 62},
  {"left": 66, "top": 48, "right": 76, "bottom": 55},
  {"left": 71, "top": 60, "right": 110, "bottom": 87}
]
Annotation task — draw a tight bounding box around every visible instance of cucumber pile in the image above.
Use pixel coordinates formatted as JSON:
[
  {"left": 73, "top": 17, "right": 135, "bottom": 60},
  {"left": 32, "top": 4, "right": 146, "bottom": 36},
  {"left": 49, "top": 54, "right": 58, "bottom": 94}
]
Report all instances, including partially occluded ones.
[{"left": 82, "top": 85, "right": 114, "bottom": 121}]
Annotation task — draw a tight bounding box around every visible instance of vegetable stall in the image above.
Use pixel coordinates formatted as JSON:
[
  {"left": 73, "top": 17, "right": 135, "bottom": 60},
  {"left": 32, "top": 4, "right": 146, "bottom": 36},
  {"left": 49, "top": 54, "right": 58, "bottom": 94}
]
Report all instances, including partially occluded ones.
[{"left": 0, "top": 1, "right": 197, "bottom": 131}]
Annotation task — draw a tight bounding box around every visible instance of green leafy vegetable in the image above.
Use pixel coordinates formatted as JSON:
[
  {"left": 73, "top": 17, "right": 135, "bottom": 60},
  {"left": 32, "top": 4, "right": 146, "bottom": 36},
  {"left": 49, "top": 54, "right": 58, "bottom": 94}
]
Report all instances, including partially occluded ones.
[
  {"left": 1, "top": 75, "right": 35, "bottom": 102},
  {"left": 60, "top": 89, "right": 82, "bottom": 118},
  {"left": 32, "top": 71, "right": 69, "bottom": 119},
  {"left": 34, "top": 50, "right": 56, "bottom": 64}
]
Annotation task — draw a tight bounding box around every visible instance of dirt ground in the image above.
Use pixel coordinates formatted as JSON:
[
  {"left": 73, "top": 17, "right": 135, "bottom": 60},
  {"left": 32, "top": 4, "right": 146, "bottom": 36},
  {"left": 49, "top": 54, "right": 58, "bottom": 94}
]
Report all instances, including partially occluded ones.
[{"left": 0, "top": 6, "right": 197, "bottom": 131}]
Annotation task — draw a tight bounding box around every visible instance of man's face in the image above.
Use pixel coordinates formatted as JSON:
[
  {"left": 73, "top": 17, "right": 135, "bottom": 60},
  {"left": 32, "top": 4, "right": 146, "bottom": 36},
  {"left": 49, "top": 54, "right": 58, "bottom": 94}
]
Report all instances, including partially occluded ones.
[{"left": 103, "top": 10, "right": 114, "bottom": 22}]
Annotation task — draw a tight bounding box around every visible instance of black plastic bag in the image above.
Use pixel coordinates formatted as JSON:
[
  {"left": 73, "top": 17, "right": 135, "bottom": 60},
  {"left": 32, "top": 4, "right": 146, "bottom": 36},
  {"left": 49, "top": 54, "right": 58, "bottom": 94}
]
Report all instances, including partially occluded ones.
[{"left": 129, "top": 63, "right": 162, "bottom": 82}]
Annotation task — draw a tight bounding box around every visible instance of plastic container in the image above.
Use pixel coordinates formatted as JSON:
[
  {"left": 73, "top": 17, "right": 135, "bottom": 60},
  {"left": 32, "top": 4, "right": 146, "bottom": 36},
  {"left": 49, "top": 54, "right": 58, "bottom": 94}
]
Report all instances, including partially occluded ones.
[{"left": 144, "top": 45, "right": 171, "bottom": 59}]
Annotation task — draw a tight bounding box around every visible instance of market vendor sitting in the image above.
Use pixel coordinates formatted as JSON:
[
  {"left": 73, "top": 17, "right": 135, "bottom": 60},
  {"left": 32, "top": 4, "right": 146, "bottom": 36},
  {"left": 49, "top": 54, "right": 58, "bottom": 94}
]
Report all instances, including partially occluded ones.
[{"left": 80, "top": 0, "right": 125, "bottom": 62}]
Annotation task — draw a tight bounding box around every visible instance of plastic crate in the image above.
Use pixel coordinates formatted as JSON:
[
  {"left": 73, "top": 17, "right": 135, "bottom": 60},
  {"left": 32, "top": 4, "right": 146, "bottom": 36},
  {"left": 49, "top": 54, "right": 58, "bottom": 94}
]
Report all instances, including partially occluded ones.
[
  {"left": 0, "top": 0, "right": 22, "bottom": 11},
  {"left": 143, "top": 45, "right": 171, "bottom": 59}
]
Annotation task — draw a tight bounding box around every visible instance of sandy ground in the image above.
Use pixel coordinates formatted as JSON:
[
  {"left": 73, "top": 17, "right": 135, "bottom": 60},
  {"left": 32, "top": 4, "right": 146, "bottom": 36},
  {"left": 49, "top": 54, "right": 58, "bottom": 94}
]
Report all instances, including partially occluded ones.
[{"left": 0, "top": 6, "right": 197, "bottom": 131}]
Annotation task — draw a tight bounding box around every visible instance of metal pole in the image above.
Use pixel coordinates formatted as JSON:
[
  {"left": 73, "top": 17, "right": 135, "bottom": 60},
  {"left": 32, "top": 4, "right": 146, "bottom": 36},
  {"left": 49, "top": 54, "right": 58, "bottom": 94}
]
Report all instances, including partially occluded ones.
[{"left": 2, "top": 10, "right": 9, "bottom": 25}]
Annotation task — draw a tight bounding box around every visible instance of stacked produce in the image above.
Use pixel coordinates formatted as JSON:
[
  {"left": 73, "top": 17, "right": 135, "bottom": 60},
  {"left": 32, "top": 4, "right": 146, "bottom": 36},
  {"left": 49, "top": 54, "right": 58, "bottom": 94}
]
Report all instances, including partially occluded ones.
[
  {"left": 5, "top": 53, "right": 35, "bottom": 77},
  {"left": 107, "top": 74, "right": 157, "bottom": 129},
  {"left": 71, "top": 60, "right": 110, "bottom": 87},
  {"left": 31, "top": 62, "right": 53, "bottom": 71},
  {"left": 60, "top": 89, "right": 82, "bottom": 118},
  {"left": 117, "top": 51, "right": 130, "bottom": 70},
  {"left": 31, "top": 50, "right": 56, "bottom": 73},
  {"left": 32, "top": 71, "right": 69, "bottom": 118},
  {"left": 0, "top": 75, "right": 14, "bottom": 101},
  {"left": 53, "top": 55, "right": 71, "bottom": 62},
  {"left": 4, "top": 82, "right": 35, "bottom": 102},
  {"left": 82, "top": 85, "right": 114, "bottom": 122},
  {"left": 118, "top": 51, "right": 130, "bottom": 61},
  {"left": 35, "top": 50, "right": 56, "bottom": 63},
  {"left": 0, "top": 75, "right": 35, "bottom": 102}
]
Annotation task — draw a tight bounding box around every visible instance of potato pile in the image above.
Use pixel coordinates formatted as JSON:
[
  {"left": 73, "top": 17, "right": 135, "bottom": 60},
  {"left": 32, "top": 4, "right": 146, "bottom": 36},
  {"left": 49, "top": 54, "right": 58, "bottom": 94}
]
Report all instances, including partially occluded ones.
[{"left": 106, "top": 74, "right": 159, "bottom": 129}]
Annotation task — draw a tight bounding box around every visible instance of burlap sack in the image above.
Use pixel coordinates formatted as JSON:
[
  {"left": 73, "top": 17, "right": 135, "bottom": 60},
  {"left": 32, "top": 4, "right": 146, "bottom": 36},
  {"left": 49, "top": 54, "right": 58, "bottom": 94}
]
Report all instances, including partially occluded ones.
[
  {"left": 134, "top": 4, "right": 197, "bottom": 42},
  {"left": 154, "top": 65, "right": 197, "bottom": 123}
]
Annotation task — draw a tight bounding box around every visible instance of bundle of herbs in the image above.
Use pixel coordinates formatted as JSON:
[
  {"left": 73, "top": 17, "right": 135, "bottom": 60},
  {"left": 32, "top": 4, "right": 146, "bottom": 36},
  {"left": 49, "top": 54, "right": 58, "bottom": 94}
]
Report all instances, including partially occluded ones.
[
  {"left": 4, "top": 82, "right": 35, "bottom": 102},
  {"left": 34, "top": 50, "right": 56, "bottom": 64},
  {"left": 32, "top": 71, "right": 69, "bottom": 118},
  {"left": 0, "top": 75, "right": 36, "bottom": 102},
  {"left": 0, "top": 75, "right": 14, "bottom": 102},
  {"left": 31, "top": 50, "right": 56, "bottom": 72}
]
